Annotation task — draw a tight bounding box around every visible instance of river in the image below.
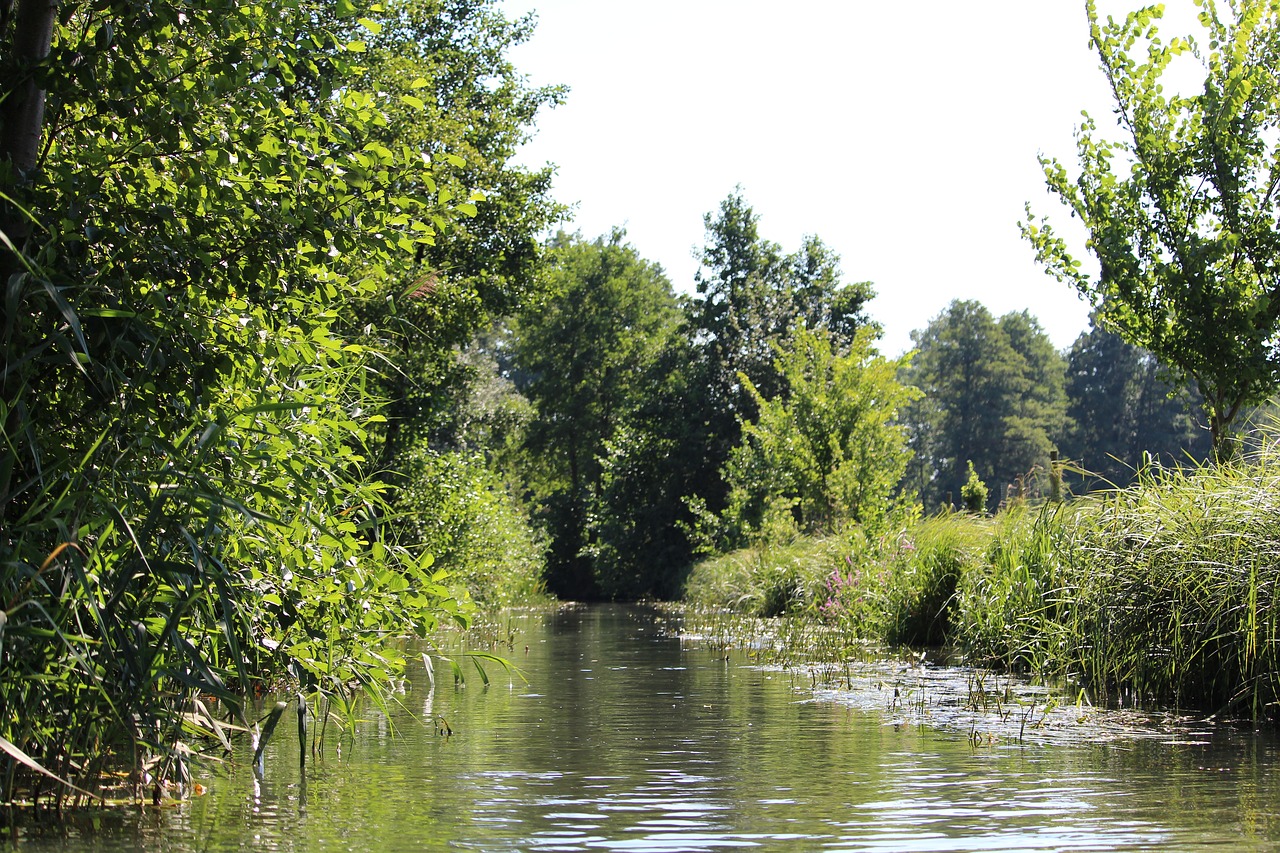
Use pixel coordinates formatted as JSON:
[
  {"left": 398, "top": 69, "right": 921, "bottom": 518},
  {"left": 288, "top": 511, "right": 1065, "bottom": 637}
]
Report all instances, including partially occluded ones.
[{"left": 16, "top": 604, "right": 1280, "bottom": 851}]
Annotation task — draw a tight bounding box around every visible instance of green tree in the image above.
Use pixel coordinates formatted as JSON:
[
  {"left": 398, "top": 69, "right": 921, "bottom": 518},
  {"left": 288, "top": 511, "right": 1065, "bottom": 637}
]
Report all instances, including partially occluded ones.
[
  {"left": 514, "top": 231, "right": 682, "bottom": 599},
  {"left": 324, "top": 1, "right": 563, "bottom": 605},
  {"left": 960, "top": 461, "right": 989, "bottom": 514},
  {"left": 1062, "top": 311, "right": 1212, "bottom": 487},
  {"left": 683, "top": 190, "right": 877, "bottom": 523},
  {"left": 690, "top": 190, "right": 876, "bottom": 406},
  {"left": 902, "top": 300, "right": 1068, "bottom": 511},
  {"left": 1023, "top": 0, "right": 1280, "bottom": 458},
  {"left": 0, "top": 0, "right": 509, "bottom": 799},
  {"left": 344, "top": 0, "right": 565, "bottom": 467},
  {"left": 998, "top": 310, "right": 1072, "bottom": 492},
  {"left": 718, "top": 325, "right": 920, "bottom": 546}
]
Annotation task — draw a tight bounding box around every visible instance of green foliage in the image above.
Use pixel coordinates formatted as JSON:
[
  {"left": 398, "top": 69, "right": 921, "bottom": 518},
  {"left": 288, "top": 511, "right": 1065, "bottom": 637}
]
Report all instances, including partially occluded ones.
[
  {"left": 682, "top": 191, "right": 878, "bottom": 520},
  {"left": 685, "top": 512, "right": 982, "bottom": 646},
  {"left": 960, "top": 462, "right": 989, "bottom": 514},
  {"left": 1023, "top": 0, "right": 1280, "bottom": 457},
  {"left": 589, "top": 415, "right": 704, "bottom": 600},
  {"left": 814, "top": 514, "right": 987, "bottom": 647},
  {"left": 683, "top": 535, "right": 852, "bottom": 618},
  {"left": 1061, "top": 309, "right": 1213, "bottom": 489},
  {"left": 347, "top": 0, "right": 566, "bottom": 468},
  {"left": 952, "top": 505, "right": 1069, "bottom": 674},
  {"left": 692, "top": 191, "right": 877, "bottom": 362},
  {"left": 390, "top": 446, "right": 546, "bottom": 608},
  {"left": 876, "top": 515, "right": 985, "bottom": 646},
  {"left": 901, "top": 300, "right": 1068, "bottom": 512},
  {"left": 717, "top": 325, "right": 920, "bottom": 546},
  {"left": 1044, "top": 444, "right": 1280, "bottom": 718},
  {"left": 688, "top": 424, "right": 1280, "bottom": 721},
  {"left": 357, "top": 0, "right": 565, "bottom": 309},
  {"left": 513, "top": 231, "right": 683, "bottom": 599},
  {"left": 945, "top": 446, "right": 1280, "bottom": 720},
  {"left": 0, "top": 0, "right": 543, "bottom": 802}
]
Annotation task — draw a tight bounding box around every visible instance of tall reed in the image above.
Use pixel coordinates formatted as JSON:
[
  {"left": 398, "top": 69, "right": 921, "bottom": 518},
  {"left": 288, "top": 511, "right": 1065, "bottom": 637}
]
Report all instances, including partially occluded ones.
[
  {"left": 1045, "top": 446, "right": 1280, "bottom": 718},
  {"left": 953, "top": 441, "right": 1280, "bottom": 719},
  {"left": 1, "top": 264, "right": 474, "bottom": 806}
]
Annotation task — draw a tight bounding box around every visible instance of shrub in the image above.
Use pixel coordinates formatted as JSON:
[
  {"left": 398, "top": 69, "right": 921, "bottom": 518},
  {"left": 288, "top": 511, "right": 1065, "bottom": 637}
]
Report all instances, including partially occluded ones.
[{"left": 391, "top": 446, "right": 546, "bottom": 609}]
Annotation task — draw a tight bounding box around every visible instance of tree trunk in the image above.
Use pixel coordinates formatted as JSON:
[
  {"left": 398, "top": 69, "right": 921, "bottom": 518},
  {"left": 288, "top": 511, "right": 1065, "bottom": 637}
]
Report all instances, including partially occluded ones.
[
  {"left": 0, "top": 0, "right": 57, "bottom": 518},
  {"left": 0, "top": 0, "right": 56, "bottom": 254}
]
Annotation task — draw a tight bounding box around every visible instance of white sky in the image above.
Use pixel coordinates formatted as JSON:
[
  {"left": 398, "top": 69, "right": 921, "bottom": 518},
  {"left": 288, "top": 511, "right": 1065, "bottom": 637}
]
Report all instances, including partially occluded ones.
[{"left": 498, "top": 1, "right": 1206, "bottom": 356}]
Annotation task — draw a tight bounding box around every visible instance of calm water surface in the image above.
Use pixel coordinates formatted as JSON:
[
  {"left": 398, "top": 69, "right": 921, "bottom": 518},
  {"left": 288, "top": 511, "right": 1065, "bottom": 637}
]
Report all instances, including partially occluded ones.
[{"left": 20, "top": 604, "right": 1280, "bottom": 851}]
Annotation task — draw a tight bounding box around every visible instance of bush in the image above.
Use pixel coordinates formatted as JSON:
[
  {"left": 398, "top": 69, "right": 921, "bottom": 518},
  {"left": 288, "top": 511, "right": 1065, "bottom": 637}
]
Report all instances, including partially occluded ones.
[
  {"left": 683, "top": 536, "right": 849, "bottom": 617},
  {"left": 391, "top": 446, "right": 546, "bottom": 608}
]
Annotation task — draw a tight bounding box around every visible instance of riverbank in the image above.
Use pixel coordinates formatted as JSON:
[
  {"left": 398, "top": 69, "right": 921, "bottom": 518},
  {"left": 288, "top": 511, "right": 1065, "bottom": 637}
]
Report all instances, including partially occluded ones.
[{"left": 684, "top": 433, "right": 1280, "bottom": 722}]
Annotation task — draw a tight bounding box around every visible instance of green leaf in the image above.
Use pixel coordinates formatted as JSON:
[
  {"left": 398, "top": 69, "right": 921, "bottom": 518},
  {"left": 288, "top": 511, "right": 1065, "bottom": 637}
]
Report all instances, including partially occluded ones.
[{"left": 0, "top": 735, "right": 98, "bottom": 801}]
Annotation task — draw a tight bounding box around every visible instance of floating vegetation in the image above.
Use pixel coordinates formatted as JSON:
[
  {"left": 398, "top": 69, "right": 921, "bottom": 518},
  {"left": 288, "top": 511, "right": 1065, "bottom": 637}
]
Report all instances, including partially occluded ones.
[{"left": 675, "top": 608, "right": 1215, "bottom": 748}]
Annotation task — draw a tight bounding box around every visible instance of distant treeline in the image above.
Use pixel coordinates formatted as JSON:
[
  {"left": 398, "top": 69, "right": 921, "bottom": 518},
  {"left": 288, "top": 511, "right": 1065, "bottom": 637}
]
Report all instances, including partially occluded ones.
[{"left": 460, "top": 194, "right": 1217, "bottom": 602}]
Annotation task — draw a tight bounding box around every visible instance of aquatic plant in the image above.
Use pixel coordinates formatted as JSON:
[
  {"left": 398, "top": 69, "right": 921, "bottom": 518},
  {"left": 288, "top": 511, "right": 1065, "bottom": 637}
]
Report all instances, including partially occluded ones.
[
  {"left": 953, "top": 503, "right": 1069, "bottom": 673},
  {"left": 953, "top": 436, "right": 1280, "bottom": 720},
  {"left": 1047, "top": 445, "right": 1280, "bottom": 719}
]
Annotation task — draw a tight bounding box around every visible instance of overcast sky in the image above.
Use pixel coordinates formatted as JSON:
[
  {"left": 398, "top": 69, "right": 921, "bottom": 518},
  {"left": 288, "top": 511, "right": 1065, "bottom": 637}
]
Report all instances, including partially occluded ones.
[{"left": 497, "top": 1, "right": 1206, "bottom": 355}]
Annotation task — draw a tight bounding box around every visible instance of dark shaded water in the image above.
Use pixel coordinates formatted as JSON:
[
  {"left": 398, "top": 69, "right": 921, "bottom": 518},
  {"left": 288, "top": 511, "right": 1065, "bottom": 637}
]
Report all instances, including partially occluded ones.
[{"left": 16, "top": 605, "right": 1280, "bottom": 851}]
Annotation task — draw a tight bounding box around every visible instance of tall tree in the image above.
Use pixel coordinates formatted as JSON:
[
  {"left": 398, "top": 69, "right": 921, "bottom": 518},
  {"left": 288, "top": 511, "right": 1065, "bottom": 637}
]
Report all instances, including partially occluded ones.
[
  {"left": 690, "top": 190, "right": 876, "bottom": 406},
  {"left": 514, "top": 231, "right": 682, "bottom": 599},
  {"left": 998, "top": 310, "right": 1072, "bottom": 487},
  {"left": 347, "top": 0, "right": 566, "bottom": 466},
  {"left": 902, "top": 300, "right": 1068, "bottom": 511},
  {"left": 588, "top": 335, "right": 710, "bottom": 599},
  {"left": 1023, "top": 0, "right": 1280, "bottom": 458},
  {"left": 1062, "top": 312, "right": 1212, "bottom": 487},
  {"left": 684, "top": 190, "right": 877, "bottom": 520}
]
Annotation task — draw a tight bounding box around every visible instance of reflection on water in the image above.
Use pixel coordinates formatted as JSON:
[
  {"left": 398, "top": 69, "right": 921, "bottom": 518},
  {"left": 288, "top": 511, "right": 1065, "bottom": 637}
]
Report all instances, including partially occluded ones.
[{"left": 14, "top": 604, "right": 1280, "bottom": 851}]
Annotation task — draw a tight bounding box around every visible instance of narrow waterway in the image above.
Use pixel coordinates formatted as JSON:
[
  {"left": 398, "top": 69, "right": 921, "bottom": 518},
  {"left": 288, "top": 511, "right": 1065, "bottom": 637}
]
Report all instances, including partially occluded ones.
[{"left": 19, "top": 604, "right": 1280, "bottom": 851}]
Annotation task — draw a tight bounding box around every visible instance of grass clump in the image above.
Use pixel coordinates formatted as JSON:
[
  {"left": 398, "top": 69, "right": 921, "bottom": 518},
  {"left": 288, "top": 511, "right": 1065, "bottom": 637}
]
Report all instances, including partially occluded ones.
[
  {"left": 876, "top": 513, "right": 988, "bottom": 646},
  {"left": 683, "top": 535, "right": 848, "bottom": 618},
  {"left": 1047, "top": 448, "right": 1280, "bottom": 719},
  {"left": 955, "top": 442, "right": 1280, "bottom": 720},
  {"left": 953, "top": 503, "right": 1074, "bottom": 674}
]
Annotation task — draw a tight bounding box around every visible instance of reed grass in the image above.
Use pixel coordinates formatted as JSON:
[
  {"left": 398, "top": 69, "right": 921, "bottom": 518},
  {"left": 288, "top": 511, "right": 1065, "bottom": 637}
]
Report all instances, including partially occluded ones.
[
  {"left": 1041, "top": 442, "right": 1280, "bottom": 719},
  {"left": 685, "top": 429, "right": 1280, "bottom": 722},
  {"left": 0, "top": 256, "right": 483, "bottom": 808}
]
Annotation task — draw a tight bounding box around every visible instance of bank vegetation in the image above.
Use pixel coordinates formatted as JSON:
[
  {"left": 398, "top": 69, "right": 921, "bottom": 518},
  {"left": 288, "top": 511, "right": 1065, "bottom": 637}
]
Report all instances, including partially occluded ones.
[{"left": 686, "top": 430, "right": 1280, "bottom": 721}]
